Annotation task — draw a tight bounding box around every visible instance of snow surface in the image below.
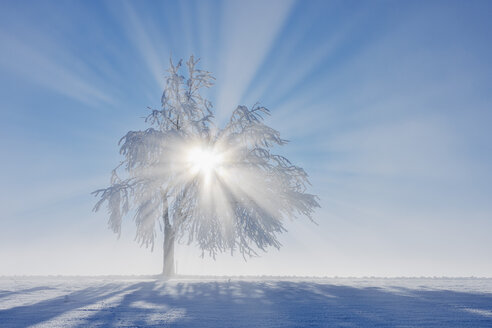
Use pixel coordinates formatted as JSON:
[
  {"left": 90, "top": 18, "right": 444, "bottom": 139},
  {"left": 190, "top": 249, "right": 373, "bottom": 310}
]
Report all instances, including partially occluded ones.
[{"left": 1, "top": 276, "right": 492, "bottom": 327}]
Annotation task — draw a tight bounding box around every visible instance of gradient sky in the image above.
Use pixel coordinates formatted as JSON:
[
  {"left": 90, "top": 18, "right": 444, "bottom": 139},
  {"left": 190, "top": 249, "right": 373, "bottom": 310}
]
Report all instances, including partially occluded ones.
[{"left": 1, "top": 0, "right": 491, "bottom": 277}]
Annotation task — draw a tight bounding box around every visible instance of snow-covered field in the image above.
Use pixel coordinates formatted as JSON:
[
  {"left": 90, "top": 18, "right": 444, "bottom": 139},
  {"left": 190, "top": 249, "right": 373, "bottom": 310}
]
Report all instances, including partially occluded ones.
[{"left": 1, "top": 277, "right": 491, "bottom": 327}]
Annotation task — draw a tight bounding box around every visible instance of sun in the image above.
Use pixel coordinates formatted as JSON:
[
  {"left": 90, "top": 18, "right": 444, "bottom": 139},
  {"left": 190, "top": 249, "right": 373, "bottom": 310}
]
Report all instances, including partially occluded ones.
[{"left": 187, "top": 147, "right": 223, "bottom": 177}]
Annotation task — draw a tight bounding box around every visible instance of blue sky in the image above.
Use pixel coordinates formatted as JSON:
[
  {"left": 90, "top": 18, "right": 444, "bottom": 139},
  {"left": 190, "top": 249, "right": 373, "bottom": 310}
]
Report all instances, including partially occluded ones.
[{"left": 1, "top": 0, "right": 491, "bottom": 276}]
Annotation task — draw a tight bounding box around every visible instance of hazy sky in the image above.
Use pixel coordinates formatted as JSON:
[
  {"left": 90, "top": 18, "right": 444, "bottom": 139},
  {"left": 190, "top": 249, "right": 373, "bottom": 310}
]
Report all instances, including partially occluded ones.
[{"left": 1, "top": 0, "right": 491, "bottom": 277}]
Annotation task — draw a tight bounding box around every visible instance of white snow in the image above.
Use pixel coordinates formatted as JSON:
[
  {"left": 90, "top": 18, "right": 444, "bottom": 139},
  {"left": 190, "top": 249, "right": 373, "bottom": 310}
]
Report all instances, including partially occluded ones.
[{"left": 1, "top": 276, "right": 492, "bottom": 327}]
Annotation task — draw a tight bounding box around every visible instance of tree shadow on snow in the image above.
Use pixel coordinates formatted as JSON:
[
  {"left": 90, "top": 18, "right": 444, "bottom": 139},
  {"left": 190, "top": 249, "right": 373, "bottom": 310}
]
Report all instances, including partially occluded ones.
[
  {"left": 0, "top": 282, "right": 144, "bottom": 327},
  {"left": 0, "top": 286, "right": 57, "bottom": 300},
  {"left": 1, "top": 280, "right": 492, "bottom": 327}
]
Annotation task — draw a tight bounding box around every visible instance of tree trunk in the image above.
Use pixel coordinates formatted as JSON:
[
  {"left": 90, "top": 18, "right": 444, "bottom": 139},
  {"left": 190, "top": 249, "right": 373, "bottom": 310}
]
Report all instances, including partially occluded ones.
[
  {"left": 163, "top": 222, "right": 175, "bottom": 277},
  {"left": 162, "top": 197, "right": 175, "bottom": 277}
]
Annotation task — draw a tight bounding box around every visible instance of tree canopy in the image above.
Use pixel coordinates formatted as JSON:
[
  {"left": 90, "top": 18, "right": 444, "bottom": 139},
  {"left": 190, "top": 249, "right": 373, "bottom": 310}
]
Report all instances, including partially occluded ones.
[{"left": 93, "top": 56, "right": 319, "bottom": 262}]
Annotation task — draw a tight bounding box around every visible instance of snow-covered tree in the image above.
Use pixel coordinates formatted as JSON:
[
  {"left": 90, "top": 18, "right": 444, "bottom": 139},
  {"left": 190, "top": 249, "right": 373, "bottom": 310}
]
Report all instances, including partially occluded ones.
[{"left": 93, "top": 56, "right": 319, "bottom": 276}]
